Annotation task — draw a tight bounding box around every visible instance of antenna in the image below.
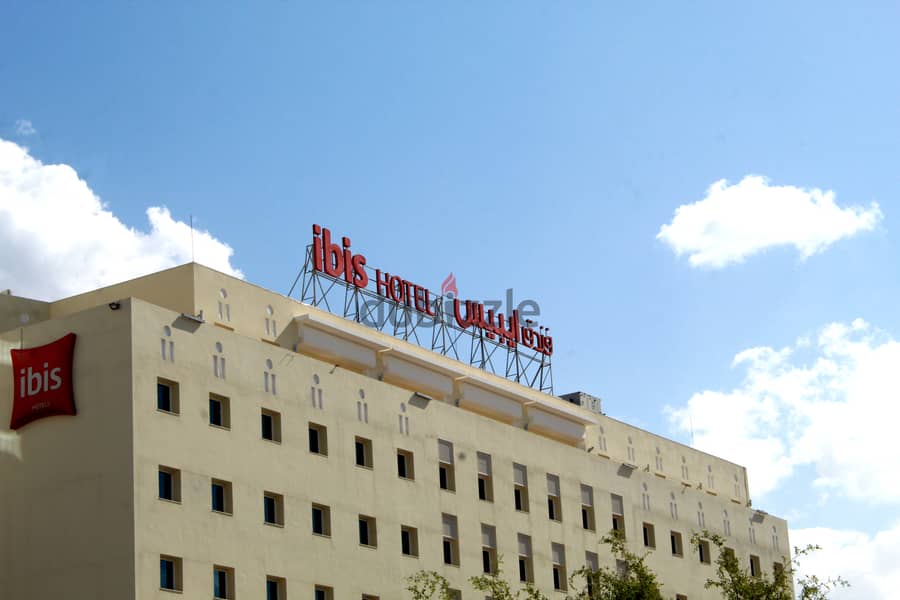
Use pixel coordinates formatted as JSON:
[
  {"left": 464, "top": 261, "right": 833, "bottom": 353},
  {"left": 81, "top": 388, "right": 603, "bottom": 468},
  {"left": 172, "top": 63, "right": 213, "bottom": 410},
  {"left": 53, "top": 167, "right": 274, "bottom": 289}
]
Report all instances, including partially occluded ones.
[{"left": 190, "top": 214, "right": 195, "bottom": 263}]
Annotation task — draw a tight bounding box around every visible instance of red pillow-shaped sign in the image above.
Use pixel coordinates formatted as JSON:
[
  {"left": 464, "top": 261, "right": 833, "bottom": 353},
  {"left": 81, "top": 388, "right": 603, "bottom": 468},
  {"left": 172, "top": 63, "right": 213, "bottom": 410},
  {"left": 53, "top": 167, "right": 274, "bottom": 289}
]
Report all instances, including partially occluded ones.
[{"left": 9, "top": 333, "right": 77, "bottom": 430}]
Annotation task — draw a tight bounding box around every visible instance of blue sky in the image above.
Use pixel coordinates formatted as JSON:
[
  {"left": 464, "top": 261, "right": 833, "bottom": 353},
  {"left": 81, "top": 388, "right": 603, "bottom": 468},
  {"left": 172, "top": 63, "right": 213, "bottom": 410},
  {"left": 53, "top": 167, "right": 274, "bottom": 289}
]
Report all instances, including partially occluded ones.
[{"left": 2, "top": 2, "right": 899, "bottom": 595}]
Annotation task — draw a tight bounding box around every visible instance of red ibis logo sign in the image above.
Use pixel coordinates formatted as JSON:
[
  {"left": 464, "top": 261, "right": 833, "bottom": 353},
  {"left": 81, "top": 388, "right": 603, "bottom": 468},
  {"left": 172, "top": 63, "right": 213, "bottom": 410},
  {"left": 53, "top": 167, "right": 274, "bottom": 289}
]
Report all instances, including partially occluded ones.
[
  {"left": 9, "top": 333, "right": 77, "bottom": 430},
  {"left": 311, "top": 225, "right": 553, "bottom": 356}
]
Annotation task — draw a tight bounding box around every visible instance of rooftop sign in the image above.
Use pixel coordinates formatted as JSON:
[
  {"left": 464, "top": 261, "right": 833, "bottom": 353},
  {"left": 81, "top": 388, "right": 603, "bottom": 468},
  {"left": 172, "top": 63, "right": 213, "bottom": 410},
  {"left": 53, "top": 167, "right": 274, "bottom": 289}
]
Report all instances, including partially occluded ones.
[
  {"left": 311, "top": 225, "right": 553, "bottom": 356},
  {"left": 291, "top": 225, "right": 554, "bottom": 393}
]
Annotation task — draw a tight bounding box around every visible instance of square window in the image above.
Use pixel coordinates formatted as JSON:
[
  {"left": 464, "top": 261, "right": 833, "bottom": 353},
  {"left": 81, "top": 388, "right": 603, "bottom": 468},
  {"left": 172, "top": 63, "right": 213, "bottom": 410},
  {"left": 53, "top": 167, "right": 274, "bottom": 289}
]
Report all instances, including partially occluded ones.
[
  {"left": 209, "top": 394, "right": 231, "bottom": 428},
  {"left": 264, "top": 492, "right": 284, "bottom": 526},
  {"left": 477, "top": 452, "right": 493, "bottom": 502},
  {"left": 397, "top": 449, "right": 415, "bottom": 480},
  {"left": 442, "top": 514, "right": 459, "bottom": 566},
  {"left": 213, "top": 565, "right": 235, "bottom": 599},
  {"left": 267, "top": 575, "right": 286, "bottom": 600},
  {"left": 261, "top": 409, "right": 282, "bottom": 443},
  {"left": 312, "top": 503, "right": 331, "bottom": 536},
  {"left": 157, "top": 378, "right": 179, "bottom": 414},
  {"left": 670, "top": 531, "right": 684, "bottom": 557},
  {"left": 611, "top": 493, "right": 626, "bottom": 538},
  {"left": 309, "top": 423, "right": 328, "bottom": 455},
  {"left": 581, "top": 484, "right": 596, "bottom": 531},
  {"left": 158, "top": 466, "right": 181, "bottom": 502},
  {"left": 643, "top": 522, "right": 656, "bottom": 548},
  {"left": 401, "top": 525, "right": 419, "bottom": 557},
  {"left": 517, "top": 534, "right": 533, "bottom": 583},
  {"left": 513, "top": 463, "right": 529, "bottom": 512},
  {"left": 159, "top": 555, "right": 182, "bottom": 591},
  {"left": 358, "top": 515, "right": 377, "bottom": 547},
  {"left": 551, "top": 543, "right": 567, "bottom": 591},
  {"left": 699, "top": 539, "right": 711, "bottom": 564},
  {"left": 585, "top": 550, "right": 599, "bottom": 571},
  {"left": 314, "top": 586, "right": 333, "bottom": 600},
  {"left": 547, "top": 474, "right": 562, "bottom": 522},
  {"left": 355, "top": 436, "right": 373, "bottom": 468},
  {"left": 481, "top": 524, "right": 497, "bottom": 574},
  {"left": 211, "top": 479, "right": 233, "bottom": 514},
  {"left": 750, "top": 555, "right": 761, "bottom": 577},
  {"left": 438, "top": 439, "right": 456, "bottom": 491}
]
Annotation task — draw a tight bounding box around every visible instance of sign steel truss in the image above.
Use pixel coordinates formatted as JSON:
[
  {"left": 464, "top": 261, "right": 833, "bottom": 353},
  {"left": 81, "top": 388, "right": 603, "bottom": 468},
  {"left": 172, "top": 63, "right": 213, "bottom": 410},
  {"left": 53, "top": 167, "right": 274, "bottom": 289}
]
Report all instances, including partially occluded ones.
[{"left": 289, "top": 245, "right": 553, "bottom": 394}]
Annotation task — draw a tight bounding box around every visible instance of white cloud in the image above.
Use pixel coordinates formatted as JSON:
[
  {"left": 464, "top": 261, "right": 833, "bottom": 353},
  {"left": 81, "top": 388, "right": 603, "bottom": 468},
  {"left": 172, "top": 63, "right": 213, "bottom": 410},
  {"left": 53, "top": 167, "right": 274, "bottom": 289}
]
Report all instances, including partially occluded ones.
[
  {"left": 14, "top": 119, "right": 36, "bottom": 136},
  {"left": 657, "top": 175, "right": 882, "bottom": 268},
  {"left": 0, "top": 137, "right": 242, "bottom": 300},
  {"left": 791, "top": 524, "right": 900, "bottom": 599},
  {"left": 667, "top": 319, "right": 900, "bottom": 503}
]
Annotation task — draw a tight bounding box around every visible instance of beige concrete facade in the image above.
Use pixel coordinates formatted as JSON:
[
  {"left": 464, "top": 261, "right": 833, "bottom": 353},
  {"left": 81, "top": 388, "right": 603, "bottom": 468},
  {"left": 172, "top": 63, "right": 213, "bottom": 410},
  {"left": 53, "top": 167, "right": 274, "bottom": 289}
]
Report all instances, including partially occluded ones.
[{"left": 0, "top": 264, "right": 790, "bottom": 599}]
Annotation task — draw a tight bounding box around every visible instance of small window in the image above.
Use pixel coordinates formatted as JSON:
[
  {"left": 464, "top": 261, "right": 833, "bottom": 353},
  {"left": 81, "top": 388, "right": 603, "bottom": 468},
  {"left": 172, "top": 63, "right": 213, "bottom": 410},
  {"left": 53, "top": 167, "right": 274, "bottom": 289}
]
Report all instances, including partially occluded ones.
[
  {"left": 397, "top": 449, "right": 415, "bottom": 480},
  {"left": 442, "top": 514, "right": 459, "bottom": 566},
  {"left": 438, "top": 439, "right": 456, "bottom": 491},
  {"left": 585, "top": 551, "right": 599, "bottom": 571},
  {"left": 750, "top": 555, "right": 761, "bottom": 578},
  {"left": 211, "top": 479, "right": 233, "bottom": 514},
  {"left": 362, "top": 596, "right": 380, "bottom": 600},
  {"left": 670, "top": 531, "right": 684, "bottom": 557},
  {"left": 213, "top": 565, "right": 235, "bottom": 599},
  {"left": 773, "top": 562, "right": 784, "bottom": 578},
  {"left": 158, "top": 466, "right": 181, "bottom": 502},
  {"left": 264, "top": 492, "right": 284, "bottom": 526},
  {"left": 261, "top": 409, "right": 282, "bottom": 443},
  {"left": 267, "top": 576, "right": 287, "bottom": 600},
  {"left": 309, "top": 423, "right": 328, "bottom": 455},
  {"left": 312, "top": 503, "right": 331, "bottom": 536},
  {"left": 611, "top": 494, "right": 626, "bottom": 538},
  {"left": 481, "top": 524, "right": 497, "bottom": 574},
  {"left": 355, "top": 436, "right": 374, "bottom": 468},
  {"left": 160, "top": 555, "right": 182, "bottom": 591},
  {"left": 551, "top": 542, "right": 567, "bottom": 591},
  {"left": 547, "top": 474, "right": 562, "bottom": 522},
  {"left": 157, "top": 378, "right": 179, "bottom": 414},
  {"left": 698, "top": 539, "right": 711, "bottom": 564},
  {"left": 209, "top": 394, "right": 230, "bottom": 429},
  {"left": 359, "top": 514, "right": 378, "bottom": 547},
  {"left": 517, "top": 533, "right": 533, "bottom": 583},
  {"left": 314, "top": 586, "right": 333, "bottom": 600},
  {"left": 675, "top": 595, "right": 688, "bottom": 600},
  {"left": 581, "top": 484, "right": 596, "bottom": 531},
  {"left": 477, "top": 452, "right": 494, "bottom": 501},
  {"left": 513, "top": 463, "right": 529, "bottom": 512},
  {"left": 642, "top": 522, "right": 656, "bottom": 548},
  {"left": 401, "top": 525, "right": 419, "bottom": 557}
]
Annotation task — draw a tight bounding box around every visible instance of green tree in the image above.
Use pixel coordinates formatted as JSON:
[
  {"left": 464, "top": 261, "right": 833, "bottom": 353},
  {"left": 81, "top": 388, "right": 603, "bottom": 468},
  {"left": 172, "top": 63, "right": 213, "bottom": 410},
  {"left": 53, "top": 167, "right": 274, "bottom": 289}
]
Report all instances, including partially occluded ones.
[
  {"left": 469, "top": 557, "right": 549, "bottom": 600},
  {"left": 567, "top": 532, "right": 664, "bottom": 600},
  {"left": 691, "top": 531, "right": 849, "bottom": 600},
  {"left": 405, "top": 571, "right": 452, "bottom": 600}
]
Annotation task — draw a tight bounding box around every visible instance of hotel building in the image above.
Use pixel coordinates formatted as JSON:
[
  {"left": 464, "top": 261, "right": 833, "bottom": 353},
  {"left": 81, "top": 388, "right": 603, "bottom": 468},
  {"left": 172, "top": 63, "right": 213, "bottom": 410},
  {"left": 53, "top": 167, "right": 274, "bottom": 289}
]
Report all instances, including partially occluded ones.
[{"left": 0, "top": 263, "right": 789, "bottom": 599}]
